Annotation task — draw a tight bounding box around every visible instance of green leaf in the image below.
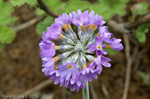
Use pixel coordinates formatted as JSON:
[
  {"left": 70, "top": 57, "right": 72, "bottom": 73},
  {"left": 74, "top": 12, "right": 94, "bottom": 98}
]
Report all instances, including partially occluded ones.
[
  {"left": 136, "top": 33, "right": 146, "bottom": 43},
  {"left": 136, "top": 24, "right": 149, "bottom": 34},
  {"left": 120, "top": 0, "right": 129, "bottom": 3},
  {"left": 36, "top": 17, "right": 54, "bottom": 34},
  {"left": 138, "top": 2, "right": 148, "bottom": 15},
  {"left": 0, "top": 43, "right": 4, "bottom": 52},
  {"left": 104, "top": 48, "right": 117, "bottom": 55},
  {"left": 10, "top": 0, "right": 37, "bottom": 6},
  {"left": 0, "top": 27, "right": 15, "bottom": 44},
  {"left": 65, "top": 0, "right": 90, "bottom": 13},
  {"left": 44, "top": 0, "right": 65, "bottom": 14},
  {"left": 138, "top": 71, "right": 147, "bottom": 80},
  {"left": 135, "top": 24, "right": 149, "bottom": 43},
  {"left": 26, "top": 0, "right": 37, "bottom": 5},
  {"left": 0, "top": 0, "right": 17, "bottom": 26},
  {"left": 10, "top": 0, "right": 26, "bottom": 6},
  {"left": 138, "top": 71, "right": 150, "bottom": 85},
  {"left": 90, "top": 0, "right": 129, "bottom": 21},
  {"left": 112, "top": 2, "right": 126, "bottom": 16},
  {"left": 35, "top": 8, "right": 45, "bottom": 16},
  {"left": 90, "top": 3, "right": 113, "bottom": 21}
]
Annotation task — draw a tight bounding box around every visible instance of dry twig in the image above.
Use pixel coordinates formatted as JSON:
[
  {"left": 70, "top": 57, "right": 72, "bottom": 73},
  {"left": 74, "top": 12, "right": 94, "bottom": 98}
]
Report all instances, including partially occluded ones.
[
  {"left": 134, "top": 48, "right": 148, "bottom": 69},
  {"left": 107, "top": 20, "right": 130, "bottom": 34},
  {"left": 122, "top": 35, "right": 132, "bottom": 99},
  {"left": 131, "top": 46, "right": 139, "bottom": 64},
  {"left": 90, "top": 84, "right": 98, "bottom": 99},
  {"left": 100, "top": 82, "right": 110, "bottom": 99},
  {"left": 20, "top": 79, "right": 51, "bottom": 95},
  {"left": 13, "top": 16, "right": 43, "bottom": 32},
  {"left": 62, "top": 86, "right": 67, "bottom": 99},
  {"left": 37, "top": 0, "right": 59, "bottom": 18}
]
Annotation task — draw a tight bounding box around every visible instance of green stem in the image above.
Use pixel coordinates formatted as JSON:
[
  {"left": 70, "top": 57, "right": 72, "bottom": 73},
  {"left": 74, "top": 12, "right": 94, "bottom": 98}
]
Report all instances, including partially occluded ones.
[{"left": 82, "top": 81, "right": 89, "bottom": 99}]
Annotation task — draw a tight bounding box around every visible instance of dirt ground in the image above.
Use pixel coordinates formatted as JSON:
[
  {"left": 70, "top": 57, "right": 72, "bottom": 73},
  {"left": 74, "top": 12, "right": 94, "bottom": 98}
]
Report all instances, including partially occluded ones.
[{"left": 0, "top": 0, "right": 150, "bottom": 99}]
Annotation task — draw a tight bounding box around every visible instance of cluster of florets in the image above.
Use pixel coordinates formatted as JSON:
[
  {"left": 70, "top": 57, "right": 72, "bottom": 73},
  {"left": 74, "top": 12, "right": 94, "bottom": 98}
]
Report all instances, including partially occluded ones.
[{"left": 39, "top": 10, "right": 123, "bottom": 92}]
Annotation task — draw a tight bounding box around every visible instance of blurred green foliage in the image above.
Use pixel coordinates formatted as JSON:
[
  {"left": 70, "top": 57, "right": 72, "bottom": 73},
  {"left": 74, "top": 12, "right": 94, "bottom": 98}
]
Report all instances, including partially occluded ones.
[
  {"left": 0, "top": 0, "right": 18, "bottom": 51},
  {"left": 44, "top": 0, "right": 90, "bottom": 14},
  {"left": 65, "top": 0, "right": 90, "bottom": 13},
  {"left": 35, "top": 8, "right": 46, "bottom": 16},
  {"left": 0, "top": 43, "right": 4, "bottom": 51},
  {"left": 135, "top": 24, "right": 149, "bottom": 43},
  {"left": 36, "top": 17, "right": 54, "bottom": 34},
  {"left": 138, "top": 71, "right": 150, "bottom": 85},
  {"left": 90, "top": 0, "right": 129, "bottom": 20},
  {"left": 129, "top": 2, "right": 148, "bottom": 22},
  {"left": 0, "top": 27, "right": 15, "bottom": 44},
  {"left": 10, "top": 0, "right": 37, "bottom": 6},
  {"left": 137, "top": 2, "right": 148, "bottom": 15},
  {"left": 44, "top": 0, "right": 65, "bottom": 14},
  {"left": 0, "top": 0, "right": 17, "bottom": 26}
]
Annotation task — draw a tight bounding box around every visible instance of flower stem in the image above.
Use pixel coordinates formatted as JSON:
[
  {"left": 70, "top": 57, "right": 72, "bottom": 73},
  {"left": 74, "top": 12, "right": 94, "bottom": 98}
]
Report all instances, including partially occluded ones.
[{"left": 82, "top": 81, "right": 90, "bottom": 99}]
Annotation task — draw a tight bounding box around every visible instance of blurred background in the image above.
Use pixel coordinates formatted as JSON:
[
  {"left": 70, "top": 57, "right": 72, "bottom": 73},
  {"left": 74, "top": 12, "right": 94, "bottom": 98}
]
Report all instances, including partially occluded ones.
[{"left": 0, "top": 0, "right": 150, "bottom": 99}]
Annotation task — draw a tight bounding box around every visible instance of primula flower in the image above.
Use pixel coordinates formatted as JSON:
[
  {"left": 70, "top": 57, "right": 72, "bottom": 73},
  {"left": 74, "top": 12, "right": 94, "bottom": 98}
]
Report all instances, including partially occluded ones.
[
  {"left": 80, "top": 65, "right": 99, "bottom": 83},
  {"left": 39, "top": 9, "right": 123, "bottom": 91},
  {"left": 65, "top": 76, "right": 85, "bottom": 91},
  {"left": 39, "top": 40, "right": 55, "bottom": 57},
  {"left": 57, "top": 62, "right": 80, "bottom": 80},
  {"left": 109, "top": 38, "right": 123, "bottom": 51},
  {"left": 98, "top": 26, "right": 113, "bottom": 43},
  {"left": 46, "top": 23, "right": 62, "bottom": 40},
  {"left": 94, "top": 55, "right": 111, "bottom": 68},
  {"left": 88, "top": 37, "right": 107, "bottom": 55}
]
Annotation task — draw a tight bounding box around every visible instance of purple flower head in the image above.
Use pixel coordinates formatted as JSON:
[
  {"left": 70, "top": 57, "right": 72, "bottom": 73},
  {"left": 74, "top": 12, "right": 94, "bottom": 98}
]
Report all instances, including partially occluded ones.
[{"left": 39, "top": 9, "right": 123, "bottom": 92}]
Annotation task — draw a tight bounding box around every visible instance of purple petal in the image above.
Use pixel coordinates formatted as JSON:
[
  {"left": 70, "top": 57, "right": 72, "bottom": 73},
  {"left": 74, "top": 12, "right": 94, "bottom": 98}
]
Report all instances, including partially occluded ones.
[
  {"left": 70, "top": 79, "right": 76, "bottom": 84},
  {"left": 88, "top": 44, "right": 96, "bottom": 51},
  {"left": 95, "top": 37, "right": 102, "bottom": 45},
  {"left": 66, "top": 72, "right": 71, "bottom": 80}
]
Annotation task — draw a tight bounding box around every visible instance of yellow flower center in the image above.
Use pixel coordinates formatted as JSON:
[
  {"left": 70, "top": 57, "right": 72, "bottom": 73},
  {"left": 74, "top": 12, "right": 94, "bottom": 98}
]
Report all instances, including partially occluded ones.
[
  {"left": 68, "top": 64, "right": 73, "bottom": 69},
  {"left": 97, "top": 33, "right": 100, "bottom": 37},
  {"left": 97, "top": 46, "right": 101, "bottom": 50},
  {"left": 83, "top": 65, "right": 87, "bottom": 69},
  {"left": 106, "top": 44, "right": 111, "bottom": 49},
  {"left": 59, "top": 33, "right": 64, "bottom": 38},
  {"left": 89, "top": 24, "right": 97, "bottom": 30}
]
